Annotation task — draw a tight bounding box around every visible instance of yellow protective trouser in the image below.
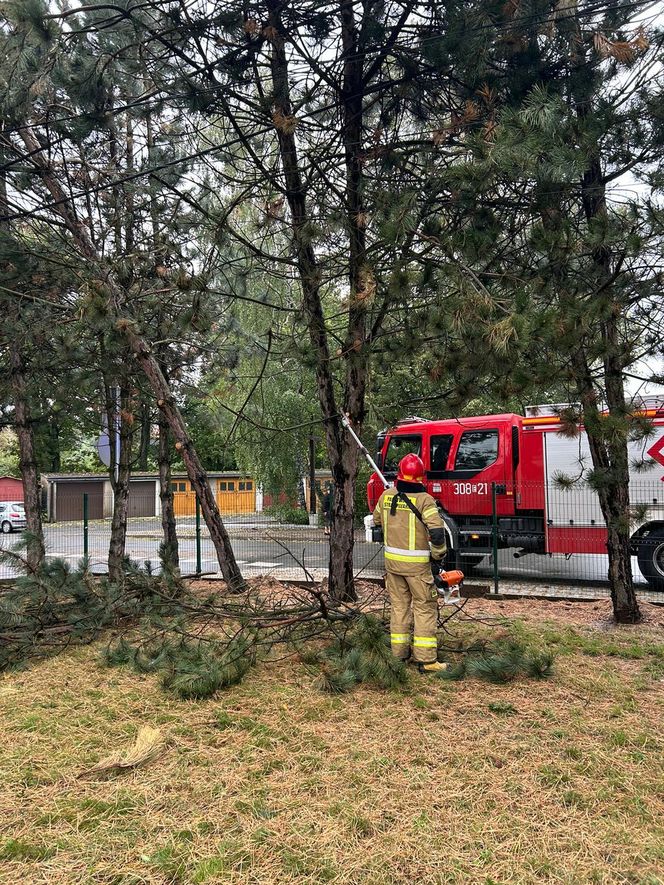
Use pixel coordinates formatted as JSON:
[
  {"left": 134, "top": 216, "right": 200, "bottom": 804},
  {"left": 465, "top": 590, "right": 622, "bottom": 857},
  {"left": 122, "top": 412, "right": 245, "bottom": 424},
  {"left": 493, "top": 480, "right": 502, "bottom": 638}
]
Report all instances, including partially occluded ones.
[{"left": 386, "top": 571, "right": 438, "bottom": 663}]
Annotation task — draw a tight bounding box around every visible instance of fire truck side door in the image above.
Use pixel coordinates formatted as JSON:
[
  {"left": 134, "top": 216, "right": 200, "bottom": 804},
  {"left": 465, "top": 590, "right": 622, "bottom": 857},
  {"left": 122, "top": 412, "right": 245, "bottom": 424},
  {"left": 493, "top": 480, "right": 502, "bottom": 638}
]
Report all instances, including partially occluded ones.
[{"left": 441, "top": 425, "right": 511, "bottom": 517}]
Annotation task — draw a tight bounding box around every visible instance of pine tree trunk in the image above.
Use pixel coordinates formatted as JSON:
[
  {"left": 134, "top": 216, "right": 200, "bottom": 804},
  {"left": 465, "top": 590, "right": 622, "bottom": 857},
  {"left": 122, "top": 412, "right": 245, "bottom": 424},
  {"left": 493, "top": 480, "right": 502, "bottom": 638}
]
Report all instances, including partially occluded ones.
[
  {"left": 9, "top": 342, "right": 45, "bottom": 571},
  {"left": 604, "top": 491, "right": 638, "bottom": 622},
  {"left": 121, "top": 324, "right": 244, "bottom": 590},
  {"left": 332, "top": 2, "right": 368, "bottom": 601},
  {"left": 266, "top": 2, "right": 373, "bottom": 601},
  {"left": 108, "top": 386, "right": 132, "bottom": 582},
  {"left": 573, "top": 350, "right": 640, "bottom": 623},
  {"left": 574, "top": 121, "right": 640, "bottom": 620},
  {"left": 542, "top": 17, "right": 641, "bottom": 624},
  {"left": 158, "top": 405, "right": 179, "bottom": 571},
  {"left": 600, "top": 314, "right": 639, "bottom": 622},
  {"left": 329, "top": 442, "right": 361, "bottom": 600},
  {"left": 591, "top": 447, "right": 638, "bottom": 624}
]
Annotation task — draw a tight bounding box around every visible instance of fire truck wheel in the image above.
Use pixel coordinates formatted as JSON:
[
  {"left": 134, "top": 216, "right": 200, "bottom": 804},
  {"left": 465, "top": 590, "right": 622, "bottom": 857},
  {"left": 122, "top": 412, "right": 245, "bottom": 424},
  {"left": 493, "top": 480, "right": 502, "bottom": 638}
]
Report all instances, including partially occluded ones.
[{"left": 637, "top": 528, "right": 664, "bottom": 592}]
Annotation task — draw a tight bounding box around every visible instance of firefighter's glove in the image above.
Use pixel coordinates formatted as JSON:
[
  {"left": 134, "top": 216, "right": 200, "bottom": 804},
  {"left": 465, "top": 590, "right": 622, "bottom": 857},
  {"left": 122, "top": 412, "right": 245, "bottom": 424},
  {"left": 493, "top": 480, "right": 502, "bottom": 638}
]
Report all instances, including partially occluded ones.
[{"left": 430, "top": 558, "right": 444, "bottom": 583}]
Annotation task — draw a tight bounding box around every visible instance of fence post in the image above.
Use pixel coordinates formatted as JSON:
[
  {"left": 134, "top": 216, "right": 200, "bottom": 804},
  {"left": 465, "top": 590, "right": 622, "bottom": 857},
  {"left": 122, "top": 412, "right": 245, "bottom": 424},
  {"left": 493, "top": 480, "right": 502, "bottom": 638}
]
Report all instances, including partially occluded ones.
[
  {"left": 195, "top": 493, "right": 202, "bottom": 575},
  {"left": 491, "top": 482, "right": 499, "bottom": 595},
  {"left": 83, "top": 493, "right": 89, "bottom": 563}
]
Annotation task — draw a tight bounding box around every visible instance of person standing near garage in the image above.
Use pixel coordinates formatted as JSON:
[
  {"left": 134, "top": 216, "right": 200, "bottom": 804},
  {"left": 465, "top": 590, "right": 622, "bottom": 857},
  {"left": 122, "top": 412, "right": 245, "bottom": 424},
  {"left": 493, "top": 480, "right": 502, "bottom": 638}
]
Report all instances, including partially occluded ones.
[
  {"left": 372, "top": 453, "right": 448, "bottom": 673},
  {"left": 321, "top": 484, "right": 333, "bottom": 536}
]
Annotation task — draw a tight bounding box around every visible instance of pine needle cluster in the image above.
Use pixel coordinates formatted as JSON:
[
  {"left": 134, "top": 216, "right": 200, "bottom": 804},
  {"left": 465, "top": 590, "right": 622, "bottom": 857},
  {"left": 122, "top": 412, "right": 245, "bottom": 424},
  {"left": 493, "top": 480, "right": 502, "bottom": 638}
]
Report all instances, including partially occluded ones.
[
  {"left": 103, "top": 634, "right": 256, "bottom": 700},
  {"left": 311, "top": 614, "right": 409, "bottom": 693},
  {"left": 439, "top": 637, "right": 555, "bottom": 684},
  {"left": 0, "top": 543, "right": 186, "bottom": 672}
]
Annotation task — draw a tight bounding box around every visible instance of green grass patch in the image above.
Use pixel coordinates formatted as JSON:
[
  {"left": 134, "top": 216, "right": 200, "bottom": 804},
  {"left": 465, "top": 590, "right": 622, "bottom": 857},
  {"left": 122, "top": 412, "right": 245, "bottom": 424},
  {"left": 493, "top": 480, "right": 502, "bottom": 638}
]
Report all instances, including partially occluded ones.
[
  {"left": 0, "top": 838, "right": 55, "bottom": 861},
  {"left": 487, "top": 700, "right": 517, "bottom": 715},
  {"left": 511, "top": 620, "right": 664, "bottom": 661}
]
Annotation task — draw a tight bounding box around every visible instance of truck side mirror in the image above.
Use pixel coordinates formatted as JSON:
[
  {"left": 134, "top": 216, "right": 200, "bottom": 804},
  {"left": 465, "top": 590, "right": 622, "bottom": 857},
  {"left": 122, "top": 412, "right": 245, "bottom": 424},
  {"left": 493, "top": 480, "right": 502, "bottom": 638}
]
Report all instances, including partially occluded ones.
[{"left": 375, "top": 452, "right": 383, "bottom": 471}]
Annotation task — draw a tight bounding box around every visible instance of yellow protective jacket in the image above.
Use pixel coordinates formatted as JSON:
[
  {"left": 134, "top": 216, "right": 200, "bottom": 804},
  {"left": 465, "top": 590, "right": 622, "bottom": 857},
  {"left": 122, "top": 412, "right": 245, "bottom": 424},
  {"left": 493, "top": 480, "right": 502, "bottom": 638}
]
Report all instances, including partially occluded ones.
[{"left": 373, "top": 483, "right": 447, "bottom": 575}]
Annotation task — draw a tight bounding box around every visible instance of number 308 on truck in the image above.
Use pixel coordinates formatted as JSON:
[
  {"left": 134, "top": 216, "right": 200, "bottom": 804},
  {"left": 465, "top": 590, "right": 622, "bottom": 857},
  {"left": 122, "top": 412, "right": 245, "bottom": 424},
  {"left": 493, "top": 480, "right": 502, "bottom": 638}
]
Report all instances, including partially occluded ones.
[{"left": 366, "top": 402, "right": 664, "bottom": 591}]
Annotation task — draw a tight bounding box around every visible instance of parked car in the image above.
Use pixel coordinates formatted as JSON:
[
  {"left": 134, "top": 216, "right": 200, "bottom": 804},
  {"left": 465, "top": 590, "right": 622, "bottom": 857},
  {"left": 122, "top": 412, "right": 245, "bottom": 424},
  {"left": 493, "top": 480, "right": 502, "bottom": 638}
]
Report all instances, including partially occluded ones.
[{"left": 0, "top": 501, "right": 27, "bottom": 533}]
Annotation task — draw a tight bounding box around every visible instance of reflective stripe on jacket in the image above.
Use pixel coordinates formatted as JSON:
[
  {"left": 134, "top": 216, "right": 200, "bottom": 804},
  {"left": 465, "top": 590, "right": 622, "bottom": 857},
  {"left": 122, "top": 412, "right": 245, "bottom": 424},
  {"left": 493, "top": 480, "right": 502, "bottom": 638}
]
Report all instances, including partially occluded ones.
[{"left": 373, "top": 488, "right": 447, "bottom": 574}]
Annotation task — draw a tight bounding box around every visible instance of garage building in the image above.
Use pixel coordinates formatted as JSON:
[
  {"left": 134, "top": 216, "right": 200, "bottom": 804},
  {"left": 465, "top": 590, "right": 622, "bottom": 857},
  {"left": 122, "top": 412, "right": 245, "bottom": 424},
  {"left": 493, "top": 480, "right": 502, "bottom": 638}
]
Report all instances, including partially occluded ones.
[
  {"left": 0, "top": 476, "right": 24, "bottom": 502},
  {"left": 170, "top": 472, "right": 257, "bottom": 516},
  {"left": 43, "top": 474, "right": 160, "bottom": 521}
]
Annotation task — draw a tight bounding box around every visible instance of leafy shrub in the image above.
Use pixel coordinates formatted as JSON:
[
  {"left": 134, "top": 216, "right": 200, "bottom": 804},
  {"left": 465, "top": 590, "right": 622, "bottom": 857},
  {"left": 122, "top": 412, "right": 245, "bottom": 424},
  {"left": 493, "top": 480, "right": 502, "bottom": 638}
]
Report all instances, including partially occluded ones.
[{"left": 265, "top": 504, "right": 310, "bottom": 525}]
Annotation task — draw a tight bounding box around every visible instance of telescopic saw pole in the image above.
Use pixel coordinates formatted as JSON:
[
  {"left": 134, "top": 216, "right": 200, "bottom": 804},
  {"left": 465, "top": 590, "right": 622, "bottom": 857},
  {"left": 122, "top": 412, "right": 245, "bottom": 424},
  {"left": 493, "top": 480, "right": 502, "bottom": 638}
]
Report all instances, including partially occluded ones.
[{"left": 341, "top": 414, "right": 390, "bottom": 488}]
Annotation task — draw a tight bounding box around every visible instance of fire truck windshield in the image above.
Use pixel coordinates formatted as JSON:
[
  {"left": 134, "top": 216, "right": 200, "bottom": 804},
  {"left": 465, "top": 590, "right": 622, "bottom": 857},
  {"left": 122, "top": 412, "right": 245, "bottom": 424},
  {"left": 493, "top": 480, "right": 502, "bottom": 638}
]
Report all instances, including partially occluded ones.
[{"left": 383, "top": 434, "right": 421, "bottom": 476}]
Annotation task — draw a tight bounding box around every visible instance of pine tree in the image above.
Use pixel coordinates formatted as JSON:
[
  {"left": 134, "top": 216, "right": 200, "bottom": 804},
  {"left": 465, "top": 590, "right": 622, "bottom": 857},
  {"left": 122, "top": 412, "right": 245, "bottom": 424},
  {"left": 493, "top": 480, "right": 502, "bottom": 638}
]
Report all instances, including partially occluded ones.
[
  {"left": 116, "top": 1, "right": 469, "bottom": 600},
  {"left": 402, "top": 1, "right": 664, "bottom": 622},
  {"left": 0, "top": 0, "right": 244, "bottom": 587},
  {"left": 0, "top": 120, "right": 45, "bottom": 570}
]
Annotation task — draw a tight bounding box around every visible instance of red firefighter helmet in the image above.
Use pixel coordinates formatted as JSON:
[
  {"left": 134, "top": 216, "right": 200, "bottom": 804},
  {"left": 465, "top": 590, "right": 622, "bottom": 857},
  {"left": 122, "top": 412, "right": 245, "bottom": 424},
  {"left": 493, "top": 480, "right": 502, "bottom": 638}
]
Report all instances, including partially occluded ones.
[{"left": 397, "top": 453, "right": 425, "bottom": 482}]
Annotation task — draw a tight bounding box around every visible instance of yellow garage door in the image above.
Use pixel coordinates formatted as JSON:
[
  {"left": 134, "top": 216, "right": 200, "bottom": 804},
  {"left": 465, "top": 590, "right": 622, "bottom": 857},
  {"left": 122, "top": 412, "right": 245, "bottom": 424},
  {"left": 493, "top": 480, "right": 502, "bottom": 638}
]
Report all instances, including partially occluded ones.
[
  {"left": 171, "top": 480, "right": 196, "bottom": 516},
  {"left": 215, "top": 479, "right": 255, "bottom": 514}
]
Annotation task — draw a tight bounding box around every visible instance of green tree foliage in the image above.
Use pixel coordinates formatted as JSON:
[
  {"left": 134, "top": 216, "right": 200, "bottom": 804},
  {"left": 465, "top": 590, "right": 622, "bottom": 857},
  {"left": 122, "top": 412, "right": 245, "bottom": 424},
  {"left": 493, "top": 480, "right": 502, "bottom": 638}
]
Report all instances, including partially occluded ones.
[
  {"left": 1, "top": 1, "right": 663, "bottom": 617},
  {"left": 0, "top": 429, "right": 19, "bottom": 476},
  {"left": 0, "top": 0, "right": 248, "bottom": 584},
  {"left": 176, "top": 399, "right": 237, "bottom": 473}
]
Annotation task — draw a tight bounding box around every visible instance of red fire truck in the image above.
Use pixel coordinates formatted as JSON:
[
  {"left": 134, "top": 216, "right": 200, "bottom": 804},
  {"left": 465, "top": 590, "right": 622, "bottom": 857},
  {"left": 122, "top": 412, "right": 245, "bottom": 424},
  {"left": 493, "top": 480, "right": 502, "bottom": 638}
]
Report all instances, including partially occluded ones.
[{"left": 367, "top": 402, "right": 664, "bottom": 591}]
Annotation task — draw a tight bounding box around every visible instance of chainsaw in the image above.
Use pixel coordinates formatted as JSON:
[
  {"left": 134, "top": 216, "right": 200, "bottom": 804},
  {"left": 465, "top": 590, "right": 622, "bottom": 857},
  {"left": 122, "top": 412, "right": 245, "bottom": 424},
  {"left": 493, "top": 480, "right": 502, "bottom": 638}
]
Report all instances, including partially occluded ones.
[
  {"left": 433, "top": 567, "right": 465, "bottom": 606},
  {"left": 341, "top": 414, "right": 465, "bottom": 606}
]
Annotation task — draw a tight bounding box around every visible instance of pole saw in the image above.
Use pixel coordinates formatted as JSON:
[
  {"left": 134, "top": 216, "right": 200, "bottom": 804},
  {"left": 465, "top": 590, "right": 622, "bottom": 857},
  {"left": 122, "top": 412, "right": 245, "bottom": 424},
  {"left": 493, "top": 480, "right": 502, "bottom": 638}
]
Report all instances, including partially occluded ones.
[{"left": 341, "top": 414, "right": 464, "bottom": 605}]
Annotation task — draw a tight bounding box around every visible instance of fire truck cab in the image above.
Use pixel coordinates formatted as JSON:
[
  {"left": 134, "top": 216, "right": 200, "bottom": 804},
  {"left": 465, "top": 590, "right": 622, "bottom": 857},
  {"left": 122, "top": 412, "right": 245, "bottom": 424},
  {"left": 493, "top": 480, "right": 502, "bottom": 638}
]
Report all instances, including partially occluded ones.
[{"left": 367, "top": 403, "right": 664, "bottom": 591}]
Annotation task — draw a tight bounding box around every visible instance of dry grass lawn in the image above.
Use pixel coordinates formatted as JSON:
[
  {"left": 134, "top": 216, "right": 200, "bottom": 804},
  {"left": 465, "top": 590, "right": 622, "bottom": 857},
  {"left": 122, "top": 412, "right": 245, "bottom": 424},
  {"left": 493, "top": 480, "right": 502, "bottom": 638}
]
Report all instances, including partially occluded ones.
[{"left": 1, "top": 594, "right": 663, "bottom": 885}]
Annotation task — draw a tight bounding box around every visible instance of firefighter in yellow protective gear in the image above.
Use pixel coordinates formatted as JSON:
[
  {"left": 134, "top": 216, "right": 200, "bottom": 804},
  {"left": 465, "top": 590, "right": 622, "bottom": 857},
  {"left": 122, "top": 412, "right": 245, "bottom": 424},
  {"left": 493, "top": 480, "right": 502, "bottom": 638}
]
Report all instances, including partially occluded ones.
[{"left": 373, "top": 452, "right": 448, "bottom": 673}]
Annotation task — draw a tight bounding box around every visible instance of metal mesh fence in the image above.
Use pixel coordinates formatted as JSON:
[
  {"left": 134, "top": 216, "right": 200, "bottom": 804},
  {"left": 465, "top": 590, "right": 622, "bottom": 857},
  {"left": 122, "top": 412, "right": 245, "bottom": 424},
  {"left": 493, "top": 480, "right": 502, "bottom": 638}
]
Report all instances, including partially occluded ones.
[
  {"left": 0, "top": 482, "right": 663, "bottom": 602},
  {"left": 444, "top": 479, "right": 664, "bottom": 599}
]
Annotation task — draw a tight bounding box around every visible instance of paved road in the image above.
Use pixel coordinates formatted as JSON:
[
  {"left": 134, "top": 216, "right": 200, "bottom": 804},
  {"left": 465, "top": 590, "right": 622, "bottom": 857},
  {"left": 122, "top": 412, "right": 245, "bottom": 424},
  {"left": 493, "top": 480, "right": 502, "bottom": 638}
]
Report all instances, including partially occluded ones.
[
  {"left": 0, "top": 517, "right": 382, "bottom": 580},
  {"left": 0, "top": 515, "right": 657, "bottom": 592}
]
